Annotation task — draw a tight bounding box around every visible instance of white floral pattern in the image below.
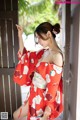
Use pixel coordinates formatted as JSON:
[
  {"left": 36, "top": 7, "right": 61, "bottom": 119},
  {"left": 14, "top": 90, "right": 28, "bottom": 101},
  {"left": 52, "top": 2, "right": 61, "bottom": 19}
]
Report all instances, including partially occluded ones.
[
  {"left": 45, "top": 87, "right": 48, "bottom": 94},
  {"left": 34, "top": 86, "right": 37, "bottom": 92},
  {"left": 32, "top": 97, "right": 36, "bottom": 109},
  {"left": 56, "top": 91, "right": 61, "bottom": 104},
  {"left": 50, "top": 70, "right": 55, "bottom": 76},
  {"left": 45, "top": 63, "right": 48, "bottom": 66},
  {"left": 36, "top": 62, "right": 40, "bottom": 67},
  {"left": 23, "top": 66, "right": 29, "bottom": 74},
  {"left": 46, "top": 74, "right": 50, "bottom": 83},
  {"left": 19, "top": 75, "right": 22, "bottom": 79},
  {"left": 32, "top": 95, "right": 42, "bottom": 109},
  {"left": 35, "top": 95, "right": 42, "bottom": 104},
  {"left": 15, "top": 49, "right": 63, "bottom": 119},
  {"left": 53, "top": 65, "right": 62, "bottom": 74}
]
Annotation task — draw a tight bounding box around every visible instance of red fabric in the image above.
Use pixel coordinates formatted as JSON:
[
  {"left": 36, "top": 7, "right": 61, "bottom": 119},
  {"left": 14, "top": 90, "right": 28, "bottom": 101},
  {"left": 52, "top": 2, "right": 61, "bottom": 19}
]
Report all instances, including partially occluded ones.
[
  {"left": 13, "top": 48, "right": 44, "bottom": 85},
  {"left": 13, "top": 47, "right": 63, "bottom": 119}
]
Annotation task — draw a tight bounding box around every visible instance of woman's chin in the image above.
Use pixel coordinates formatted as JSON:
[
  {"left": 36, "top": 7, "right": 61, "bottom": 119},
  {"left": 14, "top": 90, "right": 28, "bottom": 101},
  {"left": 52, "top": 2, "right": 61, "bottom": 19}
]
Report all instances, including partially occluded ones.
[{"left": 43, "top": 46, "right": 49, "bottom": 49}]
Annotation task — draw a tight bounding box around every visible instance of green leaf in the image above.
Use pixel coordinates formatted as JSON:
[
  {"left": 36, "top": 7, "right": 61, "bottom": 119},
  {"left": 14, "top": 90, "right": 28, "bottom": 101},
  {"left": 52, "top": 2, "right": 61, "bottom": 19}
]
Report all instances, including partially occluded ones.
[{"left": 18, "top": 0, "right": 60, "bottom": 35}]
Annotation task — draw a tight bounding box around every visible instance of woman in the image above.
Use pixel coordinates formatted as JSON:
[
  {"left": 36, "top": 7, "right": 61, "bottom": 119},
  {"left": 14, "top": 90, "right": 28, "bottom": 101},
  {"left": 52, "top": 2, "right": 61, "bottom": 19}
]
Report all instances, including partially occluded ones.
[{"left": 13, "top": 22, "right": 63, "bottom": 120}]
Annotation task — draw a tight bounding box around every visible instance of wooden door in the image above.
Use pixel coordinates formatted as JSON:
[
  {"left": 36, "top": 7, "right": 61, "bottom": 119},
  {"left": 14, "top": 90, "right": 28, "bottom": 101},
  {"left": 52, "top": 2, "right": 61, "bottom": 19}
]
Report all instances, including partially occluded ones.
[{"left": 0, "top": 0, "right": 21, "bottom": 118}]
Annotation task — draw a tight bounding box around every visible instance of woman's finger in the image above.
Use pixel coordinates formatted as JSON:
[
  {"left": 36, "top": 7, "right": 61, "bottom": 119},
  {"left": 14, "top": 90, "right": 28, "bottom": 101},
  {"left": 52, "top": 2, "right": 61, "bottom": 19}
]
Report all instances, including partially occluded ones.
[{"left": 16, "top": 24, "right": 22, "bottom": 30}]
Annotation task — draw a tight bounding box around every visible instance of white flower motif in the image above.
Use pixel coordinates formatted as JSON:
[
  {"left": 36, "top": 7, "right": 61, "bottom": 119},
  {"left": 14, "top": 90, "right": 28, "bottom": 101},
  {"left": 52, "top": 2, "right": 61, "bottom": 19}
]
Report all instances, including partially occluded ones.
[
  {"left": 34, "top": 86, "right": 37, "bottom": 92},
  {"left": 32, "top": 95, "right": 42, "bottom": 109},
  {"left": 36, "top": 62, "right": 40, "bottom": 67},
  {"left": 35, "top": 95, "right": 42, "bottom": 104},
  {"left": 23, "top": 66, "right": 29, "bottom": 74},
  {"left": 31, "top": 58, "right": 34, "bottom": 63},
  {"left": 56, "top": 91, "right": 60, "bottom": 104},
  {"left": 32, "top": 97, "right": 36, "bottom": 109},
  {"left": 36, "top": 109, "right": 43, "bottom": 116},
  {"left": 53, "top": 65, "right": 62, "bottom": 74},
  {"left": 43, "top": 92, "right": 45, "bottom": 97},
  {"left": 50, "top": 70, "right": 55, "bottom": 76},
  {"left": 19, "top": 75, "right": 22, "bottom": 79},
  {"left": 44, "top": 97, "right": 47, "bottom": 101},
  {"left": 45, "top": 88, "right": 48, "bottom": 95},
  {"left": 45, "top": 63, "right": 48, "bottom": 66},
  {"left": 46, "top": 74, "right": 51, "bottom": 83}
]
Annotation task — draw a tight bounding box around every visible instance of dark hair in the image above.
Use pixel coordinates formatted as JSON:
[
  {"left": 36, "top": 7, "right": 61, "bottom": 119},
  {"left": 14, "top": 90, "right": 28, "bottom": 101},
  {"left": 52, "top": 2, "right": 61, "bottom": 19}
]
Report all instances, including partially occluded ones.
[
  {"left": 34, "top": 22, "right": 60, "bottom": 39},
  {"left": 34, "top": 22, "right": 63, "bottom": 61}
]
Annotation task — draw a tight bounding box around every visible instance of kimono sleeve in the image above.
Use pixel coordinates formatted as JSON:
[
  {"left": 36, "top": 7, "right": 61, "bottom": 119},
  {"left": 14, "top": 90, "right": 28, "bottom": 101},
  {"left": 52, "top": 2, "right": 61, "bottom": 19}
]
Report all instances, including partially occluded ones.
[
  {"left": 13, "top": 47, "right": 44, "bottom": 86},
  {"left": 13, "top": 47, "right": 36, "bottom": 86},
  {"left": 45, "top": 64, "right": 63, "bottom": 114}
]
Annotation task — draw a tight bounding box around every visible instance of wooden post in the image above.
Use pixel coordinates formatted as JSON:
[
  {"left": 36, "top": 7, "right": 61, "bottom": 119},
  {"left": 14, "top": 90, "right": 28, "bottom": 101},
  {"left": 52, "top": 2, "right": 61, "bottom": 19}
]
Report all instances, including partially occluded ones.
[{"left": 63, "top": 4, "right": 71, "bottom": 120}]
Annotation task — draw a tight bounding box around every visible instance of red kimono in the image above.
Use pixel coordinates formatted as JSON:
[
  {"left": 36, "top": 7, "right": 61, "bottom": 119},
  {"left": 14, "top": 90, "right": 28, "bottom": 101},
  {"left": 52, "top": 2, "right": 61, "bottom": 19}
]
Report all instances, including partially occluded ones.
[{"left": 13, "top": 47, "right": 63, "bottom": 120}]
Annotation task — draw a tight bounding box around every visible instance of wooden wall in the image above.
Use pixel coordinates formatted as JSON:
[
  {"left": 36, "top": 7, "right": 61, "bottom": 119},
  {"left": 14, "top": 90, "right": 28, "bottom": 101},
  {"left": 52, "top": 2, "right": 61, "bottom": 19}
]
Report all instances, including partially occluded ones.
[{"left": 0, "top": 0, "right": 21, "bottom": 118}]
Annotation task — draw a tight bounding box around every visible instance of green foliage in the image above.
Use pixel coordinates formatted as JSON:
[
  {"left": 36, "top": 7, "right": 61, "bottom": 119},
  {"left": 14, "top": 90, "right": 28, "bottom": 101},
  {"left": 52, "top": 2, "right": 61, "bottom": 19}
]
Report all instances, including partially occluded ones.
[{"left": 18, "top": 0, "right": 59, "bottom": 35}]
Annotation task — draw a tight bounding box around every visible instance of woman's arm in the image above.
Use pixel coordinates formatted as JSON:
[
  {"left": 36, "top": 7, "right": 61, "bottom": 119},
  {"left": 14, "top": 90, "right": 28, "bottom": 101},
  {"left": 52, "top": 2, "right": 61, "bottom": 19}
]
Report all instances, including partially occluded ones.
[{"left": 16, "top": 24, "right": 24, "bottom": 54}]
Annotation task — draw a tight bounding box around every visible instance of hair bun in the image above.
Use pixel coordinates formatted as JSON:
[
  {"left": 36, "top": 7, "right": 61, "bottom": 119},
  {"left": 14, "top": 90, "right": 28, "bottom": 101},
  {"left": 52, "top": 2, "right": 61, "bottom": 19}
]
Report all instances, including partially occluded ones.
[{"left": 53, "top": 23, "right": 60, "bottom": 34}]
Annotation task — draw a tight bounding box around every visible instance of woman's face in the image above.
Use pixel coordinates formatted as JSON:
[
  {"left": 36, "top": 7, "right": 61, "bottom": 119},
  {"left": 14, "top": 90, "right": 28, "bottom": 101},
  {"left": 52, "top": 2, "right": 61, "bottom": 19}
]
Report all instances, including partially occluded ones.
[{"left": 35, "top": 33, "right": 50, "bottom": 48}]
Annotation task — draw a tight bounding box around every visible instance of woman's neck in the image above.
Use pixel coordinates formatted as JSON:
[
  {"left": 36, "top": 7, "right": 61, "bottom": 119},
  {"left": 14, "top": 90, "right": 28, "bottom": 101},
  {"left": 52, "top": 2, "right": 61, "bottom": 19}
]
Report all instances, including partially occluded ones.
[{"left": 48, "top": 37, "right": 59, "bottom": 53}]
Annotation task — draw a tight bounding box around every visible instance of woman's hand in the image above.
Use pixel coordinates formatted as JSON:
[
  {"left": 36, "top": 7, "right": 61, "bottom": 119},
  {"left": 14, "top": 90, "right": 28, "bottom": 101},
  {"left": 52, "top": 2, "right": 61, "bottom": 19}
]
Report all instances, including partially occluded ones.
[
  {"left": 40, "top": 116, "right": 48, "bottom": 120},
  {"left": 40, "top": 106, "right": 51, "bottom": 120},
  {"left": 44, "top": 106, "right": 51, "bottom": 116},
  {"left": 16, "top": 24, "right": 23, "bottom": 38}
]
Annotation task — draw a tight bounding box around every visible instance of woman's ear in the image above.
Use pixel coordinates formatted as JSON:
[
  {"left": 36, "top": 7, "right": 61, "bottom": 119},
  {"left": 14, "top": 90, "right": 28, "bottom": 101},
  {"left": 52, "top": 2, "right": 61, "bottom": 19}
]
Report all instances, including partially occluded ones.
[{"left": 46, "top": 31, "right": 51, "bottom": 38}]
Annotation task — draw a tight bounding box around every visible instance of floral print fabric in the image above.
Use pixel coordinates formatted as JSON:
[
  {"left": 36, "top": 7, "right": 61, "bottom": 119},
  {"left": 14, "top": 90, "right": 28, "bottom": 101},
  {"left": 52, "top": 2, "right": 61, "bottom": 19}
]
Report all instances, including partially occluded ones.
[{"left": 13, "top": 47, "right": 63, "bottom": 120}]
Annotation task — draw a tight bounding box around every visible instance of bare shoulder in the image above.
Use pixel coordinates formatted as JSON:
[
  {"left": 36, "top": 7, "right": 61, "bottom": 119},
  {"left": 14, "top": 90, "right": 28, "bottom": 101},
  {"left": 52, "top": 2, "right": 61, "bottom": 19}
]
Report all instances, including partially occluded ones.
[{"left": 51, "top": 52, "right": 63, "bottom": 67}]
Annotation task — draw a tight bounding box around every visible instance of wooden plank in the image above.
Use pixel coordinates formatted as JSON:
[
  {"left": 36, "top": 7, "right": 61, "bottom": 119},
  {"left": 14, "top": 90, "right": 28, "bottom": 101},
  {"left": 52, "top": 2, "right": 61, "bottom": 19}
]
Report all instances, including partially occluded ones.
[
  {"left": 7, "top": 20, "right": 14, "bottom": 67},
  {"left": 0, "top": 0, "right": 5, "bottom": 11},
  {"left": 0, "top": 0, "right": 20, "bottom": 117},
  {"left": 0, "top": 11, "right": 17, "bottom": 19},
  {"left": 63, "top": 4, "right": 71, "bottom": 120},
  {"left": 10, "top": 75, "right": 17, "bottom": 115},
  {"left": 4, "top": 75, "right": 11, "bottom": 114},
  {"left": 0, "top": 68, "right": 14, "bottom": 75},
  {"left": 12, "top": 0, "right": 18, "bottom": 10},
  {"left": 16, "top": 84, "right": 22, "bottom": 108},
  {"left": 6, "top": 0, "right": 11, "bottom": 11},
  {"left": 0, "top": 75, "right": 5, "bottom": 112},
  {"left": 13, "top": 15, "right": 19, "bottom": 65},
  {"left": 1, "top": 20, "right": 8, "bottom": 67},
  {"left": 0, "top": 21, "right": 2, "bottom": 67}
]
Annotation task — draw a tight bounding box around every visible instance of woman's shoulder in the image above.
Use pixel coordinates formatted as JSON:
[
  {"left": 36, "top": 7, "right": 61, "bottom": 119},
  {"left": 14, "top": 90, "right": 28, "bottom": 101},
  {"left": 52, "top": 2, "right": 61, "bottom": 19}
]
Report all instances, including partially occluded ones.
[{"left": 51, "top": 51, "right": 63, "bottom": 67}]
